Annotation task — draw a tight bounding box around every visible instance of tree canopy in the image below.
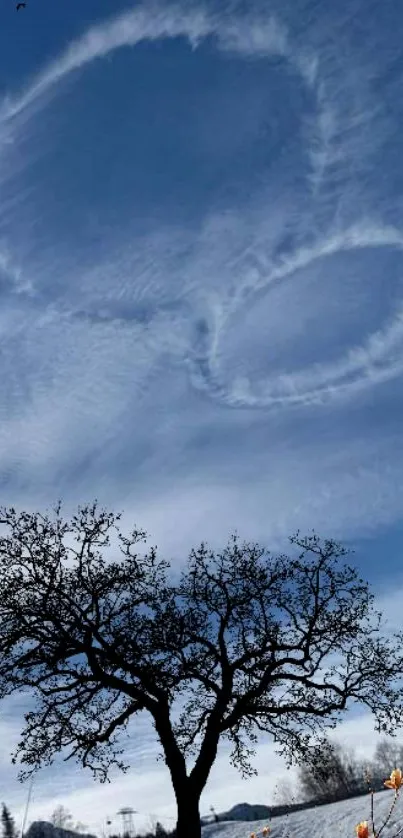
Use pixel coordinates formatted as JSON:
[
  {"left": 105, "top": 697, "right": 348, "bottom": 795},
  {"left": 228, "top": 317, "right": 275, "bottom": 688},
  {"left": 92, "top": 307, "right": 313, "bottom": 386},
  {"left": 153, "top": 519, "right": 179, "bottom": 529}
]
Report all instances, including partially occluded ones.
[
  {"left": 1, "top": 804, "right": 17, "bottom": 838},
  {"left": 0, "top": 501, "right": 402, "bottom": 838}
]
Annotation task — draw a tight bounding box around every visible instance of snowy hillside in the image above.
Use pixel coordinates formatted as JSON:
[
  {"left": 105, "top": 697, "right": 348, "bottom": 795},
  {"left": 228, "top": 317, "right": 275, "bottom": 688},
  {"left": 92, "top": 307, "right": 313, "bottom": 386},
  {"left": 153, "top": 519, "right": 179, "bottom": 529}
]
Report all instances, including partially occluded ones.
[{"left": 201, "top": 790, "right": 403, "bottom": 838}]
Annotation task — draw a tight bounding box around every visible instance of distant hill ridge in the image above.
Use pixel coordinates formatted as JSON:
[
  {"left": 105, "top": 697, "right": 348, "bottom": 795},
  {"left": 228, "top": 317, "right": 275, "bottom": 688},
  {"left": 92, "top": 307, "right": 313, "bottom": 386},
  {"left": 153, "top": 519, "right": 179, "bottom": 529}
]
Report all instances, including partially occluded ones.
[
  {"left": 200, "top": 802, "right": 273, "bottom": 825},
  {"left": 215, "top": 802, "right": 272, "bottom": 822},
  {"left": 202, "top": 788, "right": 381, "bottom": 825}
]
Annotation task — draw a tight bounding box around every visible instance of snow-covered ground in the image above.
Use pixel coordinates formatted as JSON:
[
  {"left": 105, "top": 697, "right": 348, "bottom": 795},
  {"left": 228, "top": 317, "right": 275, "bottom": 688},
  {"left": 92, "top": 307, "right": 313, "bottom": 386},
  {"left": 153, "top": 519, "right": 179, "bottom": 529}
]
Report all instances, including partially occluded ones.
[{"left": 201, "top": 791, "right": 403, "bottom": 838}]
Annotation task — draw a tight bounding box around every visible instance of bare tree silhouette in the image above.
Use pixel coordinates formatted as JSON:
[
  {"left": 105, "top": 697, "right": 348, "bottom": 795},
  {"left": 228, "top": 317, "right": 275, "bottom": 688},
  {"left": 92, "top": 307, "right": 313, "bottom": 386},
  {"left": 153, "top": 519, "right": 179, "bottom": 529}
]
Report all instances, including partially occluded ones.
[{"left": 0, "top": 501, "right": 403, "bottom": 838}]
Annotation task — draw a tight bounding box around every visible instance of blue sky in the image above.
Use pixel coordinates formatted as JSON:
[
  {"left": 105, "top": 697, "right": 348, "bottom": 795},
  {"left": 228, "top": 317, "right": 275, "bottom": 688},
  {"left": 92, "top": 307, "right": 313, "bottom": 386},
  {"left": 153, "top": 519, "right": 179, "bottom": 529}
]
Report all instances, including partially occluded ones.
[{"left": 1, "top": 0, "right": 403, "bottom": 833}]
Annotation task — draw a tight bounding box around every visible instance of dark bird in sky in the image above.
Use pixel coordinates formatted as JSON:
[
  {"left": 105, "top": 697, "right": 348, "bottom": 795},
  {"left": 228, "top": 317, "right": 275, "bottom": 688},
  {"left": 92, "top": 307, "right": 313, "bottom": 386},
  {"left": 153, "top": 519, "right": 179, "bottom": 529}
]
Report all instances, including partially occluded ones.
[{"left": 16, "top": 2, "right": 26, "bottom": 8}]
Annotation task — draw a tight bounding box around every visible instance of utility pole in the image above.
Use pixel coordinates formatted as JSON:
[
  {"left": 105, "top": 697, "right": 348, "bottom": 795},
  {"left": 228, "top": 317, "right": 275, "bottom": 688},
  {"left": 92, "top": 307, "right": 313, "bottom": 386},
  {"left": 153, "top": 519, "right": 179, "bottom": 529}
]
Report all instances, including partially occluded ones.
[{"left": 20, "top": 773, "right": 36, "bottom": 838}]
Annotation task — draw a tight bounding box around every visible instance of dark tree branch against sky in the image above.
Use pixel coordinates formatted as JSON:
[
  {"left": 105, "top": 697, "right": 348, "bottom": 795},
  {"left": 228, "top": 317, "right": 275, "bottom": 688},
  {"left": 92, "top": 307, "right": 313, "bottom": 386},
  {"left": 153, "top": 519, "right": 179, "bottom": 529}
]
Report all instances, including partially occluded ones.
[{"left": 0, "top": 501, "right": 403, "bottom": 838}]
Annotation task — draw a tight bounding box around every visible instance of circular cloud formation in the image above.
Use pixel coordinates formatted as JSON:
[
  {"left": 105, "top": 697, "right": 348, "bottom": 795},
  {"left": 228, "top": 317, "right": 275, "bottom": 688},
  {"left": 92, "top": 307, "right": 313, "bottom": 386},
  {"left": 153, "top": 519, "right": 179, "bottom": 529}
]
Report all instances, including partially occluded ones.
[
  {"left": 1, "top": 2, "right": 402, "bottom": 413},
  {"left": 186, "top": 225, "right": 403, "bottom": 408},
  {"left": 1, "top": 2, "right": 328, "bottom": 202}
]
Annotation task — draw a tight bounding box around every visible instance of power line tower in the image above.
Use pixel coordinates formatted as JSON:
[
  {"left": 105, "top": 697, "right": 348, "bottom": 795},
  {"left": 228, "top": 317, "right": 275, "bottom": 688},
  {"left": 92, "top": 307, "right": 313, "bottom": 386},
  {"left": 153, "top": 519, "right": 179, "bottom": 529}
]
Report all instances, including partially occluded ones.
[{"left": 117, "top": 808, "right": 137, "bottom": 838}]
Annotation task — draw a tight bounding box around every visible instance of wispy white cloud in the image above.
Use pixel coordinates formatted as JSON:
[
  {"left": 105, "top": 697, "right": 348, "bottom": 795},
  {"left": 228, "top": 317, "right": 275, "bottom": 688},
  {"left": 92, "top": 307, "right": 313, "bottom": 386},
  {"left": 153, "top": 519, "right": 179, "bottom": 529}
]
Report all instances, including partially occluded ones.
[
  {"left": 0, "top": 0, "right": 333, "bottom": 198},
  {"left": 0, "top": 0, "right": 391, "bottom": 433},
  {"left": 186, "top": 220, "right": 403, "bottom": 409},
  {"left": 0, "top": 6, "right": 277, "bottom": 121}
]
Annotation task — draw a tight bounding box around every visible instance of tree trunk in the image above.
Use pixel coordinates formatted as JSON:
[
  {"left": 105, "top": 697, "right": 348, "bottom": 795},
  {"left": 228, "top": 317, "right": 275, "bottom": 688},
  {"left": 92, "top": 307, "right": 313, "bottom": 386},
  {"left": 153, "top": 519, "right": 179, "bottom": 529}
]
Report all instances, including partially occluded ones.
[{"left": 175, "top": 789, "right": 202, "bottom": 838}]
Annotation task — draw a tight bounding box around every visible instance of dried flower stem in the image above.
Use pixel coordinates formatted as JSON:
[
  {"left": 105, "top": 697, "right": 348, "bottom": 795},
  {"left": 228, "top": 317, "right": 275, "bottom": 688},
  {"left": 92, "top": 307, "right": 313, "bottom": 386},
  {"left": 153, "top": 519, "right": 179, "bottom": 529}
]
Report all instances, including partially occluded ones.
[{"left": 376, "top": 790, "right": 401, "bottom": 838}]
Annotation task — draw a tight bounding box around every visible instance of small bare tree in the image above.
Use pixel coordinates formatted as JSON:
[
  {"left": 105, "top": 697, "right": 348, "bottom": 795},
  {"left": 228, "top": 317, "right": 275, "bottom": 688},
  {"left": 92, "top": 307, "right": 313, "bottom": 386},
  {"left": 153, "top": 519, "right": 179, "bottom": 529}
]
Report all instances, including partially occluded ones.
[
  {"left": 50, "top": 806, "right": 86, "bottom": 834},
  {"left": 1, "top": 501, "right": 403, "bottom": 838},
  {"left": 273, "top": 775, "right": 301, "bottom": 807},
  {"left": 296, "top": 739, "right": 369, "bottom": 803},
  {"left": 367, "top": 736, "right": 403, "bottom": 791},
  {"left": 50, "top": 807, "right": 74, "bottom": 831},
  {"left": 373, "top": 737, "right": 403, "bottom": 777}
]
